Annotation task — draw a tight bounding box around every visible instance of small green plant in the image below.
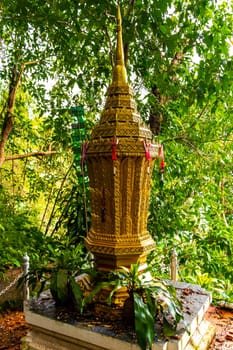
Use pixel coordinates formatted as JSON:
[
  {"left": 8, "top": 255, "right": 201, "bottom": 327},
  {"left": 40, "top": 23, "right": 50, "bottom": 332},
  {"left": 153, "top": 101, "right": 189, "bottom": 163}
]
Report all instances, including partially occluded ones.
[
  {"left": 26, "top": 238, "right": 90, "bottom": 311},
  {"left": 50, "top": 268, "right": 83, "bottom": 311},
  {"left": 85, "top": 263, "right": 183, "bottom": 350}
]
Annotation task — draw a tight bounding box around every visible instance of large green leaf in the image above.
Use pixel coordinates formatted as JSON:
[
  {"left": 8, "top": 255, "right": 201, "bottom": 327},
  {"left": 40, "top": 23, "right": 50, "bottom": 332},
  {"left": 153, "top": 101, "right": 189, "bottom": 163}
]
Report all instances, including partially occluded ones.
[
  {"left": 55, "top": 269, "right": 69, "bottom": 304},
  {"left": 134, "top": 292, "right": 155, "bottom": 350},
  {"left": 70, "top": 275, "right": 83, "bottom": 313}
]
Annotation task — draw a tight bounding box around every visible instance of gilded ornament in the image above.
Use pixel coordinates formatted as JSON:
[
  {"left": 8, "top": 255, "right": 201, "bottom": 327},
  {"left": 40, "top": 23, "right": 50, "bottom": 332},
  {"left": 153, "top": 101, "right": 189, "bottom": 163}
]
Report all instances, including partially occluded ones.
[{"left": 85, "top": 6, "right": 159, "bottom": 271}]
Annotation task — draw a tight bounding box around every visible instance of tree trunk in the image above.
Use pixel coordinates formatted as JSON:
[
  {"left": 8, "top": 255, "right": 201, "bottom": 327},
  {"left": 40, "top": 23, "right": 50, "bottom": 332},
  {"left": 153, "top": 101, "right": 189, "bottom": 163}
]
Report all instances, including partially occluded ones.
[
  {"left": 149, "top": 85, "right": 167, "bottom": 136},
  {"left": 0, "top": 60, "right": 38, "bottom": 167},
  {"left": 0, "top": 64, "right": 21, "bottom": 167},
  {"left": 149, "top": 51, "right": 185, "bottom": 136}
]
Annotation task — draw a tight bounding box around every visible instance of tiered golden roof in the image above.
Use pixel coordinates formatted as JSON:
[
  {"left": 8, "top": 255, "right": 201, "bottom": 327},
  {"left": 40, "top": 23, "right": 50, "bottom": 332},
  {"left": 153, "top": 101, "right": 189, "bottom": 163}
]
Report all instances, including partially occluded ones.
[{"left": 87, "top": 6, "right": 157, "bottom": 154}]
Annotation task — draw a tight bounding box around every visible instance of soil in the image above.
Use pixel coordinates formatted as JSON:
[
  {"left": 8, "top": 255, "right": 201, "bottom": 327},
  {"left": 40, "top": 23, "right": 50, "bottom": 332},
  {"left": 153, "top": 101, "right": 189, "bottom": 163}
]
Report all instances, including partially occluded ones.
[
  {"left": 205, "top": 305, "right": 233, "bottom": 349},
  {"left": 0, "top": 305, "right": 232, "bottom": 349},
  {"left": 0, "top": 310, "right": 28, "bottom": 350}
]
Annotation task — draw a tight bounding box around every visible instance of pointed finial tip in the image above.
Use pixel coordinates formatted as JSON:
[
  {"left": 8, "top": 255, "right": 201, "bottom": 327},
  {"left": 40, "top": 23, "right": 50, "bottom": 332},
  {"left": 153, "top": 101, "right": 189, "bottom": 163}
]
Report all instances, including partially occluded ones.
[
  {"left": 112, "top": 4, "right": 127, "bottom": 85},
  {"left": 117, "top": 5, "right": 122, "bottom": 25}
]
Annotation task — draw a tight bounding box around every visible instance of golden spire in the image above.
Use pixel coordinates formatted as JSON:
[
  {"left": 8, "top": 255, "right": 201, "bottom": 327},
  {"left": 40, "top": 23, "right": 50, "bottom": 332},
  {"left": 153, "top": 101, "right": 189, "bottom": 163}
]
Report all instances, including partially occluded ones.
[
  {"left": 112, "top": 6, "right": 128, "bottom": 85},
  {"left": 85, "top": 5, "right": 159, "bottom": 274}
]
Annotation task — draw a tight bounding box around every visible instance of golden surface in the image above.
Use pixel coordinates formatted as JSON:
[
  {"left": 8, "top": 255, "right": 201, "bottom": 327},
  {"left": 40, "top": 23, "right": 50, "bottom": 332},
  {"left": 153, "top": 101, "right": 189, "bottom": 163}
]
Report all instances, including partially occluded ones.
[{"left": 85, "top": 6, "right": 159, "bottom": 271}]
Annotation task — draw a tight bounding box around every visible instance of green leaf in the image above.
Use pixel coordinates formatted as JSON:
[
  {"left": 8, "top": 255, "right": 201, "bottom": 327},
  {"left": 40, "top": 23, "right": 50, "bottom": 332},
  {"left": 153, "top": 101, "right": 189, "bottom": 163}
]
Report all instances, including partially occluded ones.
[
  {"left": 144, "top": 288, "right": 157, "bottom": 319},
  {"left": 70, "top": 276, "right": 83, "bottom": 313},
  {"left": 134, "top": 292, "right": 155, "bottom": 350},
  {"left": 163, "top": 317, "right": 176, "bottom": 337},
  {"left": 56, "top": 269, "right": 69, "bottom": 303}
]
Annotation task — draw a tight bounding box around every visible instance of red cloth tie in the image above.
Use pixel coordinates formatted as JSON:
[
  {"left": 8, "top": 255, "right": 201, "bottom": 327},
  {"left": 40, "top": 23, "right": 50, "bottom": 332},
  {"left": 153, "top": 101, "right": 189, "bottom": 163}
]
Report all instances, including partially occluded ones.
[
  {"left": 159, "top": 144, "right": 165, "bottom": 170},
  {"left": 142, "top": 140, "right": 151, "bottom": 161},
  {"left": 111, "top": 138, "right": 119, "bottom": 160}
]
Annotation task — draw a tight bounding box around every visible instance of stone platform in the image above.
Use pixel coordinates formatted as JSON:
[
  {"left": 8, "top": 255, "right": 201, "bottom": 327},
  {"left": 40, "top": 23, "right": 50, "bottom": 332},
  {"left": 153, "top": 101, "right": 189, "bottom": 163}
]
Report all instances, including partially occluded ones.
[{"left": 21, "top": 282, "right": 215, "bottom": 350}]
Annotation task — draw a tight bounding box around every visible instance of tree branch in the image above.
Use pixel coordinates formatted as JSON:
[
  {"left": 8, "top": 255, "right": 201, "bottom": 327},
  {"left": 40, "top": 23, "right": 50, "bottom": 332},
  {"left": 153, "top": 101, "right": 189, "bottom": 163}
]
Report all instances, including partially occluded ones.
[
  {"left": 188, "top": 103, "right": 209, "bottom": 130},
  {"left": 182, "top": 138, "right": 206, "bottom": 156},
  {"left": 4, "top": 150, "right": 58, "bottom": 161},
  {"left": 163, "top": 133, "right": 207, "bottom": 156},
  {"left": 104, "top": 26, "right": 114, "bottom": 68},
  {"left": 150, "top": 43, "right": 189, "bottom": 136},
  {"left": 0, "top": 59, "right": 41, "bottom": 167},
  {"left": 163, "top": 132, "right": 188, "bottom": 143}
]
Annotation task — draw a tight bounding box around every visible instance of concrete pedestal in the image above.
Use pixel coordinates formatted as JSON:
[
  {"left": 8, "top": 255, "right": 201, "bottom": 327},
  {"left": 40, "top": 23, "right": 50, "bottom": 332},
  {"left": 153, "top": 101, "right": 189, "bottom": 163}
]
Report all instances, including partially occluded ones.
[{"left": 21, "top": 282, "right": 215, "bottom": 350}]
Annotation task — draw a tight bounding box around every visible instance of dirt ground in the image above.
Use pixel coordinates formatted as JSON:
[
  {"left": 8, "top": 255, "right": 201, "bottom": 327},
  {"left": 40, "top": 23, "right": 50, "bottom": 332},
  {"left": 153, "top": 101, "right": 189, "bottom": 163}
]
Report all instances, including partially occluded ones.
[
  {"left": 0, "top": 310, "right": 28, "bottom": 350},
  {"left": 205, "top": 305, "right": 233, "bottom": 349},
  {"left": 0, "top": 305, "right": 233, "bottom": 349}
]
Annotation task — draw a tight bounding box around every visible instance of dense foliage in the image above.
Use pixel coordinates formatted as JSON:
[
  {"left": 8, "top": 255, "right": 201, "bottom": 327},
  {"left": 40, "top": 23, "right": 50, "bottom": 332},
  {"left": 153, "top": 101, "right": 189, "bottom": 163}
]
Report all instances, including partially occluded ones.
[{"left": 0, "top": 0, "right": 232, "bottom": 302}]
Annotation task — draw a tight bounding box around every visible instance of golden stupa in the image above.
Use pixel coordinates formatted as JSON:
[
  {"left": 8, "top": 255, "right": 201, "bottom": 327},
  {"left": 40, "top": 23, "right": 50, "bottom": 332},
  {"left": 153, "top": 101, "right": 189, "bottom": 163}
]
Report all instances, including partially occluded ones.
[{"left": 85, "top": 6, "right": 160, "bottom": 271}]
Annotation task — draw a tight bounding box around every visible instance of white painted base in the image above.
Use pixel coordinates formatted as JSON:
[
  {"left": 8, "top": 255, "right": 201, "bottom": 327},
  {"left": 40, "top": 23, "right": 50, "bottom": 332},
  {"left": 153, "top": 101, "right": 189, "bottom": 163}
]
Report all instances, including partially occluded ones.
[{"left": 21, "top": 282, "right": 215, "bottom": 350}]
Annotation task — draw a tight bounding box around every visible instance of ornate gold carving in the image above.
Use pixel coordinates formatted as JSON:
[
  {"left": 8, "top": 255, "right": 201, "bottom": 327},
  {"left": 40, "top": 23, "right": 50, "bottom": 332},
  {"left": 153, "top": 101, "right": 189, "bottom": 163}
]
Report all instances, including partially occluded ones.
[
  {"left": 107, "top": 85, "right": 133, "bottom": 95},
  {"left": 86, "top": 141, "right": 159, "bottom": 157},
  {"left": 104, "top": 97, "right": 136, "bottom": 109},
  {"left": 100, "top": 110, "right": 141, "bottom": 123},
  {"left": 91, "top": 123, "right": 152, "bottom": 140},
  {"left": 85, "top": 7, "right": 159, "bottom": 271}
]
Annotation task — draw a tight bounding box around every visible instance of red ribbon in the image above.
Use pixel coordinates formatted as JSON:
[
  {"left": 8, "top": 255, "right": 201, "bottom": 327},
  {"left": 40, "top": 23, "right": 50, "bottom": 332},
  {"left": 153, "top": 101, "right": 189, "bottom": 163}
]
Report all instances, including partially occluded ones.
[
  {"left": 159, "top": 144, "right": 165, "bottom": 170},
  {"left": 111, "top": 138, "right": 119, "bottom": 160},
  {"left": 142, "top": 140, "right": 151, "bottom": 161}
]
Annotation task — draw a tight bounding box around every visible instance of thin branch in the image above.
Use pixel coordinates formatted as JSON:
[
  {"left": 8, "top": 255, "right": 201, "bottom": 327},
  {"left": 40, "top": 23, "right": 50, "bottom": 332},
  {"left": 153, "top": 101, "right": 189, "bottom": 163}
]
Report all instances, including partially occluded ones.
[
  {"left": 219, "top": 179, "right": 229, "bottom": 227},
  {"left": 126, "top": 0, "right": 136, "bottom": 17},
  {"left": 170, "top": 51, "right": 184, "bottom": 67},
  {"left": 188, "top": 103, "right": 209, "bottom": 130},
  {"left": 198, "top": 138, "right": 233, "bottom": 144},
  {"left": 4, "top": 150, "right": 58, "bottom": 161},
  {"left": 169, "top": 38, "right": 190, "bottom": 69},
  {"left": 13, "top": 60, "right": 41, "bottom": 97},
  {"left": 44, "top": 162, "right": 73, "bottom": 236},
  {"left": 7, "top": 59, "right": 43, "bottom": 115},
  {"left": 182, "top": 138, "right": 206, "bottom": 156},
  {"left": 163, "top": 133, "right": 207, "bottom": 156},
  {"left": 163, "top": 132, "right": 188, "bottom": 143},
  {"left": 23, "top": 59, "right": 41, "bottom": 67},
  {"left": 104, "top": 26, "right": 114, "bottom": 67}
]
